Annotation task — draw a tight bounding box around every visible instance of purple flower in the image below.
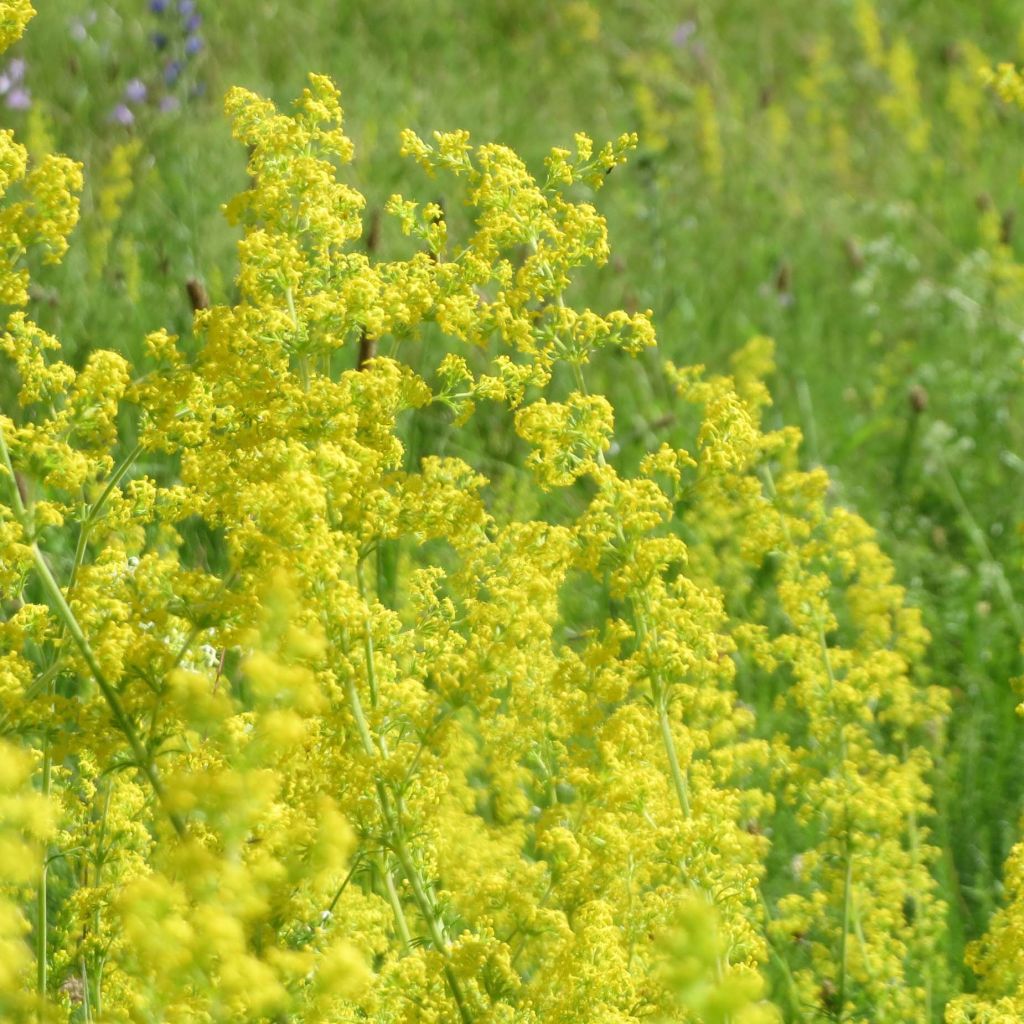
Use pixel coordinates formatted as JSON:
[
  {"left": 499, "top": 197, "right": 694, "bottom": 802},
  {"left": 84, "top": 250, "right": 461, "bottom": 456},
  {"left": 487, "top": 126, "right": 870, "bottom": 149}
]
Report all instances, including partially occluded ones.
[
  {"left": 5, "top": 87, "right": 31, "bottom": 110},
  {"left": 69, "top": 9, "right": 97, "bottom": 40},
  {"left": 0, "top": 58, "right": 26, "bottom": 97},
  {"left": 178, "top": 0, "right": 197, "bottom": 16},
  {"left": 185, "top": 13, "right": 202, "bottom": 32},
  {"left": 159, "top": 94, "right": 180, "bottom": 113},
  {"left": 124, "top": 77, "right": 148, "bottom": 104},
  {"left": 149, "top": 0, "right": 169, "bottom": 13},
  {"left": 672, "top": 20, "right": 697, "bottom": 47},
  {"left": 110, "top": 103, "right": 134, "bottom": 125},
  {"left": 164, "top": 58, "right": 182, "bottom": 84},
  {"left": 151, "top": 31, "right": 169, "bottom": 50},
  {"left": 184, "top": 33, "right": 203, "bottom": 57}
]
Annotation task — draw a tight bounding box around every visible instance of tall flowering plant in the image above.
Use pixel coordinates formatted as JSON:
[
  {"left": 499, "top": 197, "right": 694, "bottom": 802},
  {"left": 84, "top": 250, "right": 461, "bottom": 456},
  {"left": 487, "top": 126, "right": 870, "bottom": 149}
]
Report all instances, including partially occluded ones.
[{"left": 0, "top": 3, "right": 953, "bottom": 1022}]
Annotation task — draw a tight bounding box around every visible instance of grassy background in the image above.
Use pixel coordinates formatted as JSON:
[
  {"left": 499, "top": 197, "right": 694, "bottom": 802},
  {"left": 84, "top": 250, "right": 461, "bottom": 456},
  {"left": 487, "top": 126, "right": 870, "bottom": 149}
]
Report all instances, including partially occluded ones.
[{"left": 8, "top": 0, "right": 1024, "bottom": 997}]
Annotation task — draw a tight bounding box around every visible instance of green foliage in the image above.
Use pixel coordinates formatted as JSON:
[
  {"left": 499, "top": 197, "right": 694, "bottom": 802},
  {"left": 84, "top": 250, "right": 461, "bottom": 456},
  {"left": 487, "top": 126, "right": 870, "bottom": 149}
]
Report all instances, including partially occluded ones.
[{"left": 2, "top": 1, "right": 1024, "bottom": 1022}]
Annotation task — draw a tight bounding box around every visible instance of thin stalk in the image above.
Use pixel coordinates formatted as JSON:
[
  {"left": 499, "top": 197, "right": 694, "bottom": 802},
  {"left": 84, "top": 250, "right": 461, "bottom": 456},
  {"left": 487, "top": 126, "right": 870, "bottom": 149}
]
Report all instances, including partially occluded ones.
[
  {"left": 758, "top": 890, "right": 809, "bottom": 1023},
  {"left": 324, "top": 858, "right": 361, "bottom": 921},
  {"left": 354, "top": 553, "right": 418, "bottom": 953},
  {"left": 795, "top": 377, "right": 822, "bottom": 467},
  {"left": 849, "top": 889, "right": 874, "bottom": 986},
  {"left": 764, "top": 464, "right": 863, "bottom": 1016},
  {"left": 32, "top": 447, "right": 127, "bottom": 1005},
  {"left": 392, "top": 838, "right": 474, "bottom": 1024},
  {"left": 66, "top": 506, "right": 90, "bottom": 596},
  {"left": 938, "top": 454, "right": 1024, "bottom": 635},
  {"left": 567, "top": 354, "right": 694, "bottom": 820},
  {"left": 80, "top": 958, "right": 92, "bottom": 1024},
  {"left": 380, "top": 861, "right": 414, "bottom": 949},
  {"left": 891, "top": 405, "right": 920, "bottom": 501},
  {"left": 342, "top": 673, "right": 473, "bottom": 1024},
  {"left": 84, "top": 442, "right": 144, "bottom": 536},
  {"left": 837, "top": 833, "right": 854, "bottom": 1022},
  {"left": 0, "top": 424, "right": 185, "bottom": 839},
  {"left": 656, "top": 699, "right": 692, "bottom": 819},
  {"left": 356, "top": 558, "right": 380, "bottom": 707},
  {"left": 30, "top": 544, "right": 185, "bottom": 837}
]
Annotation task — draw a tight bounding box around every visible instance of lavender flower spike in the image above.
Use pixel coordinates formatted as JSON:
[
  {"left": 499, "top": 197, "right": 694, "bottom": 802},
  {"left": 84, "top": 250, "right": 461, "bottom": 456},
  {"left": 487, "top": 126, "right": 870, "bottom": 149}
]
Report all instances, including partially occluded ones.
[
  {"left": 5, "top": 86, "right": 30, "bottom": 110},
  {"left": 125, "top": 78, "right": 148, "bottom": 104}
]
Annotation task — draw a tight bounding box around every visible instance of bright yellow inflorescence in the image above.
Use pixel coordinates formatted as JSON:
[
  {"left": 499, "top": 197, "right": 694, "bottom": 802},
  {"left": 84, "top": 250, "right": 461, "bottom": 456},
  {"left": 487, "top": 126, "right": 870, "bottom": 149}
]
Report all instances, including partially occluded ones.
[{"left": 0, "top": 4, "right": 971, "bottom": 1023}]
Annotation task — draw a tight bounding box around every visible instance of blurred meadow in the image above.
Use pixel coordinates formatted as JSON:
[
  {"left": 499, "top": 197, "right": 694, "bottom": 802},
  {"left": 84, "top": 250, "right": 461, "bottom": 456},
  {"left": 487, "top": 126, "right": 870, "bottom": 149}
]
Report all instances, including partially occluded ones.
[{"left": 7, "top": 0, "right": 1024, "bottom": 991}]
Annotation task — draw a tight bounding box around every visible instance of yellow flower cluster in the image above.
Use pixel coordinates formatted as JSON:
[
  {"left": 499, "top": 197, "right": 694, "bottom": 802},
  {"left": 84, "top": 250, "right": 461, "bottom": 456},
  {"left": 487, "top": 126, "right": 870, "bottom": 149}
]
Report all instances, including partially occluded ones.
[
  {"left": 980, "top": 63, "right": 1024, "bottom": 109},
  {"left": 86, "top": 139, "right": 142, "bottom": 283},
  {"left": 620, "top": 0, "right": 997, "bottom": 208},
  {"left": 0, "top": 4, "right": 992, "bottom": 1023}
]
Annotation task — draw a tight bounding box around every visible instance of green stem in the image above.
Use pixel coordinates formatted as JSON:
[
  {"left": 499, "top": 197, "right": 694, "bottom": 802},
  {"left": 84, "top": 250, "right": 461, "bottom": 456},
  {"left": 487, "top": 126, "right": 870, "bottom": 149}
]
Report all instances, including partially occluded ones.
[
  {"left": 354, "top": 554, "right": 420, "bottom": 954},
  {"left": 764, "top": 464, "right": 863, "bottom": 1017},
  {"left": 380, "top": 861, "right": 414, "bottom": 949},
  {"left": 30, "top": 543, "right": 185, "bottom": 837},
  {"left": 343, "top": 673, "right": 473, "bottom": 1024},
  {"left": 33, "top": 485, "right": 106, "bottom": 999},
  {"left": 85, "top": 442, "right": 144, "bottom": 534},
  {"left": 356, "top": 558, "right": 380, "bottom": 707},
  {"left": 0, "top": 424, "right": 185, "bottom": 839},
  {"left": 938, "top": 454, "right": 1024, "bottom": 636},
  {"left": 570, "top": 354, "right": 693, "bottom": 820},
  {"left": 79, "top": 958, "right": 92, "bottom": 1024},
  {"left": 324, "top": 858, "right": 361, "bottom": 920},
  {"left": 656, "top": 699, "right": 692, "bottom": 819},
  {"left": 891, "top": 406, "right": 919, "bottom": 501},
  {"left": 393, "top": 841, "right": 473, "bottom": 1024}
]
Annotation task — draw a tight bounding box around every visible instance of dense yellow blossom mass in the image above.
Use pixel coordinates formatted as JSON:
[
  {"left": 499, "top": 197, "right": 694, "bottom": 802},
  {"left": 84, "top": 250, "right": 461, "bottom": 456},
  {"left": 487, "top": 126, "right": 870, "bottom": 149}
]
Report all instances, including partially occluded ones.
[{"left": 0, "top": 3, "right": 1011, "bottom": 1023}]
